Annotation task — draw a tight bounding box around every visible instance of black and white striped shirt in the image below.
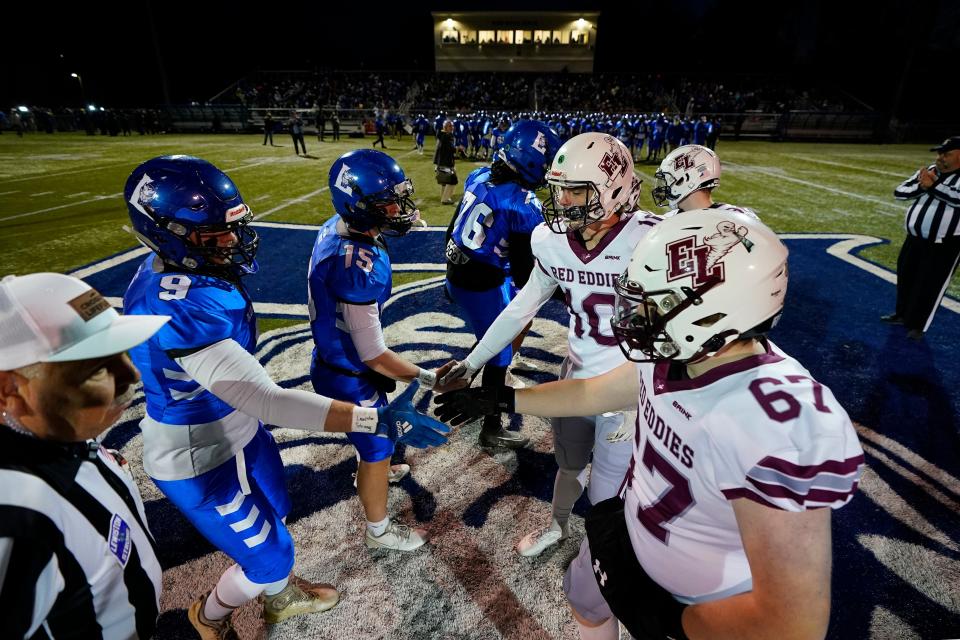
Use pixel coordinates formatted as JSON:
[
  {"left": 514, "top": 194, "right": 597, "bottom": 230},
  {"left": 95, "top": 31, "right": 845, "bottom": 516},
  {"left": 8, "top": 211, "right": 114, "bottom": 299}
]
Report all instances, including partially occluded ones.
[
  {"left": 894, "top": 166, "right": 960, "bottom": 242},
  {"left": 0, "top": 427, "right": 161, "bottom": 639}
]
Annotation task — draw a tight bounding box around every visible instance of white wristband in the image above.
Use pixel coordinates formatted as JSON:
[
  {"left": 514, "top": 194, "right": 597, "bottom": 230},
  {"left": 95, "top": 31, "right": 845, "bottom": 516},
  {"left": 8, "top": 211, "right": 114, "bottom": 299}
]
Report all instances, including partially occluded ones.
[
  {"left": 351, "top": 406, "right": 380, "bottom": 434},
  {"left": 417, "top": 367, "right": 437, "bottom": 389}
]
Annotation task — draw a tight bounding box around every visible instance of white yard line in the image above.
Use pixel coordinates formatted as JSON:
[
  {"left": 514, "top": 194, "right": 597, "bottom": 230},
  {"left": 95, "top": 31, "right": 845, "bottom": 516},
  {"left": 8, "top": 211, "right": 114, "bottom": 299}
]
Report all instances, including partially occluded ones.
[
  {"left": 70, "top": 247, "right": 151, "bottom": 279},
  {"left": 65, "top": 192, "right": 90, "bottom": 198},
  {"left": 29, "top": 191, "right": 54, "bottom": 197},
  {"left": 0, "top": 161, "right": 132, "bottom": 185},
  {"left": 724, "top": 162, "right": 902, "bottom": 215},
  {"left": 253, "top": 187, "right": 328, "bottom": 221},
  {"left": 0, "top": 190, "right": 20, "bottom": 196},
  {"left": 223, "top": 160, "right": 275, "bottom": 173},
  {"left": 253, "top": 194, "right": 272, "bottom": 202},
  {"left": 0, "top": 193, "right": 120, "bottom": 223},
  {"left": 781, "top": 155, "right": 905, "bottom": 178}
]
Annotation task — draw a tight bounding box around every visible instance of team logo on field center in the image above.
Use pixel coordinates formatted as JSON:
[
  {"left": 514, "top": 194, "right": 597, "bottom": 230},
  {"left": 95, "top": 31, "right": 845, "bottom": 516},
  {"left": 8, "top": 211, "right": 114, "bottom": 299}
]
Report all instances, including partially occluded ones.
[{"left": 665, "top": 221, "right": 751, "bottom": 287}]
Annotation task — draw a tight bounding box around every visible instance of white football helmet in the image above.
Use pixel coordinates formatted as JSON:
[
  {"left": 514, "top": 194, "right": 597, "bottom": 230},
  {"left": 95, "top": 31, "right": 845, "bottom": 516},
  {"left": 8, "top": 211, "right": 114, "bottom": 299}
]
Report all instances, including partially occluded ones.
[
  {"left": 543, "top": 133, "right": 639, "bottom": 233},
  {"left": 652, "top": 144, "right": 721, "bottom": 208},
  {"left": 612, "top": 209, "right": 788, "bottom": 363}
]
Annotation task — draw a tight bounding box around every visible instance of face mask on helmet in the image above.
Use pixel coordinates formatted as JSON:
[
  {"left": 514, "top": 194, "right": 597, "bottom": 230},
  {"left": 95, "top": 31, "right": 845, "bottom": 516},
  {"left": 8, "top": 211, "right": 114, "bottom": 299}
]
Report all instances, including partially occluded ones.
[
  {"left": 651, "top": 145, "right": 720, "bottom": 209},
  {"left": 125, "top": 156, "right": 260, "bottom": 278},
  {"left": 610, "top": 209, "right": 788, "bottom": 364},
  {"left": 359, "top": 178, "right": 420, "bottom": 236},
  {"left": 542, "top": 182, "right": 607, "bottom": 233},
  {"left": 329, "top": 150, "right": 420, "bottom": 236},
  {"left": 541, "top": 133, "right": 636, "bottom": 234}
]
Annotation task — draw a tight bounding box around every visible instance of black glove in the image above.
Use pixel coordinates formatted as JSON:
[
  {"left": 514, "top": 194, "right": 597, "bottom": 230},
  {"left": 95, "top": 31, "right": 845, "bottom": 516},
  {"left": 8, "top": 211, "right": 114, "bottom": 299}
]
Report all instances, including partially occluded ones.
[{"left": 433, "top": 386, "right": 515, "bottom": 425}]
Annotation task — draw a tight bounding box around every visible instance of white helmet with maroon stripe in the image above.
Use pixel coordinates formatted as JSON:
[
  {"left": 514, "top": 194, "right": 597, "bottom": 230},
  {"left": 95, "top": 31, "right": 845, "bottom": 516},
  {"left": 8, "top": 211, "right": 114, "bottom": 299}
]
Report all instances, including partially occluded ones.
[
  {"left": 542, "top": 133, "right": 639, "bottom": 233},
  {"left": 652, "top": 144, "right": 721, "bottom": 208},
  {"left": 612, "top": 208, "right": 788, "bottom": 363}
]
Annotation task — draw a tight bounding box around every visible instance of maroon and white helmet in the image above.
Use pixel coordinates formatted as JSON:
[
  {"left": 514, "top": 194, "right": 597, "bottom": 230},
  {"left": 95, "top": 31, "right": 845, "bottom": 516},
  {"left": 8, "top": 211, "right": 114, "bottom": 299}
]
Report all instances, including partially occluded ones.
[
  {"left": 652, "top": 144, "right": 721, "bottom": 208},
  {"left": 612, "top": 209, "right": 788, "bottom": 363},
  {"left": 542, "top": 133, "right": 639, "bottom": 233}
]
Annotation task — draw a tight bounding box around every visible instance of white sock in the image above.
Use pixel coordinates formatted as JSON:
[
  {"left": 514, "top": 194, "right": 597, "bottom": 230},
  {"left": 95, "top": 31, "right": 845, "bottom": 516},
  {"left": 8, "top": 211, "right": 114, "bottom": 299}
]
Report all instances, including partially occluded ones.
[
  {"left": 204, "top": 564, "right": 269, "bottom": 620},
  {"left": 577, "top": 616, "right": 620, "bottom": 640},
  {"left": 262, "top": 576, "right": 289, "bottom": 596},
  {"left": 367, "top": 516, "right": 390, "bottom": 537}
]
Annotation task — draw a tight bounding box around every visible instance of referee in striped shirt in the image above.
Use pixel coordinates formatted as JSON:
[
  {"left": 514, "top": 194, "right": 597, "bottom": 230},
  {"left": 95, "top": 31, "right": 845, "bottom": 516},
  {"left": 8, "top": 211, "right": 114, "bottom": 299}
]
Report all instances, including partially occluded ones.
[
  {"left": 883, "top": 136, "right": 960, "bottom": 339},
  {"left": 0, "top": 273, "right": 169, "bottom": 639}
]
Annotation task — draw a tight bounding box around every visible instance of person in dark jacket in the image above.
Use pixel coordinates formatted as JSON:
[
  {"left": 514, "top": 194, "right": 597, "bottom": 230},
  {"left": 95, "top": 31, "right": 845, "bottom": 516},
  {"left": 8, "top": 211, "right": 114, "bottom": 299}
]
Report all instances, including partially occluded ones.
[{"left": 434, "top": 120, "right": 458, "bottom": 204}]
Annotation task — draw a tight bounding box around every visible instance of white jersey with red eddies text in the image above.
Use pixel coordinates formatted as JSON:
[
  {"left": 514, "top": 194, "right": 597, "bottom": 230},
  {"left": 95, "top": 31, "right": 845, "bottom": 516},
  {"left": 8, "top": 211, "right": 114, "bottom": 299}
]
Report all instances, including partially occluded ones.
[
  {"left": 623, "top": 339, "right": 864, "bottom": 603},
  {"left": 531, "top": 211, "right": 660, "bottom": 378}
]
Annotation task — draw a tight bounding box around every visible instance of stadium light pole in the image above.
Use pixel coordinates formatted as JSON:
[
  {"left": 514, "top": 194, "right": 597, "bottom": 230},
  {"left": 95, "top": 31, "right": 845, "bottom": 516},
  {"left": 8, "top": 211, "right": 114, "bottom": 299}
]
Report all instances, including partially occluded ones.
[{"left": 71, "top": 72, "right": 84, "bottom": 105}]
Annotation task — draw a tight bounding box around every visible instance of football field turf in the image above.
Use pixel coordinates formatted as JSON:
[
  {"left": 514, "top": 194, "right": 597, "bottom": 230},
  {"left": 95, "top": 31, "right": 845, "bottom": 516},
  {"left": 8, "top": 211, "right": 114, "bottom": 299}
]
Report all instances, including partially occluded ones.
[
  {"left": 0, "top": 132, "right": 946, "bottom": 298},
  {"left": 1, "top": 133, "right": 958, "bottom": 640}
]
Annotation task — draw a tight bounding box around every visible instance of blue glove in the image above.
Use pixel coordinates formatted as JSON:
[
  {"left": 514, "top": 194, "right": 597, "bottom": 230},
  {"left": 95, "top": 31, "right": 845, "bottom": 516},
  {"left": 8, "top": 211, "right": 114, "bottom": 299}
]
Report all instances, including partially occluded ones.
[{"left": 376, "top": 381, "right": 451, "bottom": 448}]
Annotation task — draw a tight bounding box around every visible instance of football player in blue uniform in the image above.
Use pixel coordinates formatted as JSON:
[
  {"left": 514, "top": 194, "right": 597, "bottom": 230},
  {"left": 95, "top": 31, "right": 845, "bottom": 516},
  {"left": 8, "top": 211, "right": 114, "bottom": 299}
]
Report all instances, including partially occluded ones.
[
  {"left": 444, "top": 120, "right": 561, "bottom": 449},
  {"left": 414, "top": 113, "right": 429, "bottom": 155},
  {"left": 123, "top": 155, "right": 450, "bottom": 639},
  {"left": 309, "top": 149, "right": 462, "bottom": 552}
]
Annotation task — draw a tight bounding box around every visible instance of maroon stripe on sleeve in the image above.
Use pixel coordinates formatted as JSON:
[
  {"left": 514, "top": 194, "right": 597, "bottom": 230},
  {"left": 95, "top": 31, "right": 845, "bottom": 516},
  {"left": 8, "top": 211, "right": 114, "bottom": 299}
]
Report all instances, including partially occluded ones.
[
  {"left": 536, "top": 258, "right": 551, "bottom": 277},
  {"left": 755, "top": 454, "right": 865, "bottom": 479},
  {"left": 746, "top": 477, "right": 860, "bottom": 507},
  {"left": 720, "top": 488, "right": 785, "bottom": 509}
]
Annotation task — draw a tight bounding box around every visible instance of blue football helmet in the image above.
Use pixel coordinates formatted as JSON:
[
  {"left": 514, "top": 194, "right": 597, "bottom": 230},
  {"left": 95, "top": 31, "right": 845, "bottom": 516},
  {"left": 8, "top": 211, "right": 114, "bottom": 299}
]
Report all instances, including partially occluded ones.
[
  {"left": 495, "top": 119, "right": 562, "bottom": 189},
  {"left": 124, "top": 155, "right": 258, "bottom": 277},
  {"left": 328, "top": 149, "right": 419, "bottom": 236}
]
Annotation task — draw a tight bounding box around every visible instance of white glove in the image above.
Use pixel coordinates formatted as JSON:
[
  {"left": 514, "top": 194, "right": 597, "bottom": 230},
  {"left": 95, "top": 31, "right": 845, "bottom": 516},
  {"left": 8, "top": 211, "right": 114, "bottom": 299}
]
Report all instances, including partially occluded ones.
[{"left": 438, "top": 359, "right": 479, "bottom": 387}]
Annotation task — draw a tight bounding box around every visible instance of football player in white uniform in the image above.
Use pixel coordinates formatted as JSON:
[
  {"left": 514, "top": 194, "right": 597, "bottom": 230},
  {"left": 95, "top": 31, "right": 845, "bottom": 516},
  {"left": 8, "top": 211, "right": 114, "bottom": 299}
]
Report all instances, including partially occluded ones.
[
  {"left": 440, "top": 133, "right": 655, "bottom": 557},
  {"left": 653, "top": 144, "right": 757, "bottom": 220},
  {"left": 437, "top": 209, "right": 864, "bottom": 640}
]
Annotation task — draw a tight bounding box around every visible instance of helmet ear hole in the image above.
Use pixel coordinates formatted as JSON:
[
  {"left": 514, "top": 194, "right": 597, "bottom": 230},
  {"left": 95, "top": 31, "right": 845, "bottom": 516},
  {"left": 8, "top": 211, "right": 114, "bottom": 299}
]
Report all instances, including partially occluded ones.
[
  {"left": 611, "top": 186, "right": 622, "bottom": 200},
  {"left": 692, "top": 312, "right": 726, "bottom": 328}
]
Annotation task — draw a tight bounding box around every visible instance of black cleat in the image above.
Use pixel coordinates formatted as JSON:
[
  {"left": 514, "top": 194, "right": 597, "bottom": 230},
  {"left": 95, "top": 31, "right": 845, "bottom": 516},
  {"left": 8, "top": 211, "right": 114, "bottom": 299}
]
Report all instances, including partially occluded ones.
[
  {"left": 906, "top": 329, "right": 924, "bottom": 341},
  {"left": 478, "top": 429, "right": 529, "bottom": 450},
  {"left": 880, "top": 313, "right": 904, "bottom": 325}
]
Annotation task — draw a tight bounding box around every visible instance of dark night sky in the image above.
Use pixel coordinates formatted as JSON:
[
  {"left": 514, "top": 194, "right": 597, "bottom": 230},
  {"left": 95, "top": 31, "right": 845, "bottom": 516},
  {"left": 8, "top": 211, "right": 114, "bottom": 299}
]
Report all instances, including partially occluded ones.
[{"left": 2, "top": 0, "right": 957, "bottom": 116}]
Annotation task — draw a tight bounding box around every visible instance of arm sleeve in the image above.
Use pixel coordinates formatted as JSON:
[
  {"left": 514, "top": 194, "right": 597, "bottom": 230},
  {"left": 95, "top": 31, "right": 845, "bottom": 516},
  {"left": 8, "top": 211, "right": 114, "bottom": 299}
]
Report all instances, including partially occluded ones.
[
  {"left": 176, "top": 339, "right": 334, "bottom": 432},
  {"left": 930, "top": 174, "right": 960, "bottom": 207},
  {"left": 0, "top": 536, "right": 64, "bottom": 638},
  {"left": 466, "top": 261, "right": 558, "bottom": 369},
  {"left": 342, "top": 302, "right": 388, "bottom": 361},
  {"left": 893, "top": 169, "right": 924, "bottom": 200}
]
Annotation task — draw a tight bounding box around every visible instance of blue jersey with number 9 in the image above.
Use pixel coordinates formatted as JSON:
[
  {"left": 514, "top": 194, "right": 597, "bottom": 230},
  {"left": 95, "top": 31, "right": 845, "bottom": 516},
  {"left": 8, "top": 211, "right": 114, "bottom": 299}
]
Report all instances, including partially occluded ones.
[
  {"left": 124, "top": 254, "right": 257, "bottom": 424},
  {"left": 307, "top": 215, "right": 392, "bottom": 374},
  {"left": 449, "top": 167, "right": 543, "bottom": 271}
]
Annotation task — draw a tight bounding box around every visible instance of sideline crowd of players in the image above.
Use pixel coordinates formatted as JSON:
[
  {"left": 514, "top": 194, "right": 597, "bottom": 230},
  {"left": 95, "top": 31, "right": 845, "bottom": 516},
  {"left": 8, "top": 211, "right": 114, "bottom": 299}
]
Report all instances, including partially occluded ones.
[{"left": 1, "top": 116, "right": 865, "bottom": 640}]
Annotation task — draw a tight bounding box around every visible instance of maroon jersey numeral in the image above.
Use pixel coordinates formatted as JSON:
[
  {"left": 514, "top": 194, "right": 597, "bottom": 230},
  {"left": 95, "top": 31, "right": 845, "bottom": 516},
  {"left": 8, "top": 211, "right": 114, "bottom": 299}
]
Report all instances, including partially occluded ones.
[
  {"left": 563, "top": 289, "right": 617, "bottom": 346},
  {"left": 636, "top": 440, "right": 695, "bottom": 545},
  {"left": 749, "top": 376, "right": 832, "bottom": 423}
]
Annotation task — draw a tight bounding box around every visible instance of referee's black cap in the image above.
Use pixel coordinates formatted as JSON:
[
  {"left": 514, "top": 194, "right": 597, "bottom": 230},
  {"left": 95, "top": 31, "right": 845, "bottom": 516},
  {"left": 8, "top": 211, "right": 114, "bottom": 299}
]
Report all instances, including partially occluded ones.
[{"left": 930, "top": 136, "right": 960, "bottom": 152}]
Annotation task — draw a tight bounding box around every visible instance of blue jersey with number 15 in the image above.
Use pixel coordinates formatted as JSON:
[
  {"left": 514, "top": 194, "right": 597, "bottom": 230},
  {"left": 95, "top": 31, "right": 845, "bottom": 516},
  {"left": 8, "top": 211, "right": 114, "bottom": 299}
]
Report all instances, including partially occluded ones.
[
  {"left": 307, "top": 216, "right": 392, "bottom": 374},
  {"left": 448, "top": 167, "right": 543, "bottom": 271},
  {"left": 124, "top": 255, "right": 257, "bottom": 425}
]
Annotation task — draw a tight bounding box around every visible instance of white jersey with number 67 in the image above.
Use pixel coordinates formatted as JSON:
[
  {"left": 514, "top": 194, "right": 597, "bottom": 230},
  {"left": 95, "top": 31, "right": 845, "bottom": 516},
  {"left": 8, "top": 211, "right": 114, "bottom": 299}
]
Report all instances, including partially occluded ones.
[{"left": 624, "top": 340, "right": 864, "bottom": 603}]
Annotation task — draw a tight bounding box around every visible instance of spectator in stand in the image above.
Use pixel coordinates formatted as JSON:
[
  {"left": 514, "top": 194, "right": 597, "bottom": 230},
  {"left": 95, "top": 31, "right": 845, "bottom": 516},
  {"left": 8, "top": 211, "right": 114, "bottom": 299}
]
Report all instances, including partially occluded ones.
[
  {"left": 707, "top": 117, "right": 721, "bottom": 150},
  {"left": 331, "top": 111, "right": 341, "bottom": 141}
]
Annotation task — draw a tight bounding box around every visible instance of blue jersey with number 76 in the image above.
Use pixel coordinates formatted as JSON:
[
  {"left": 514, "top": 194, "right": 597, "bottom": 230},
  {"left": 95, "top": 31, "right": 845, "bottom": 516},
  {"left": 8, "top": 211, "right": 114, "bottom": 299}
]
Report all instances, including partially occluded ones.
[
  {"left": 448, "top": 167, "right": 544, "bottom": 271},
  {"left": 124, "top": 254, "right": 257, "bottom": 424}
]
